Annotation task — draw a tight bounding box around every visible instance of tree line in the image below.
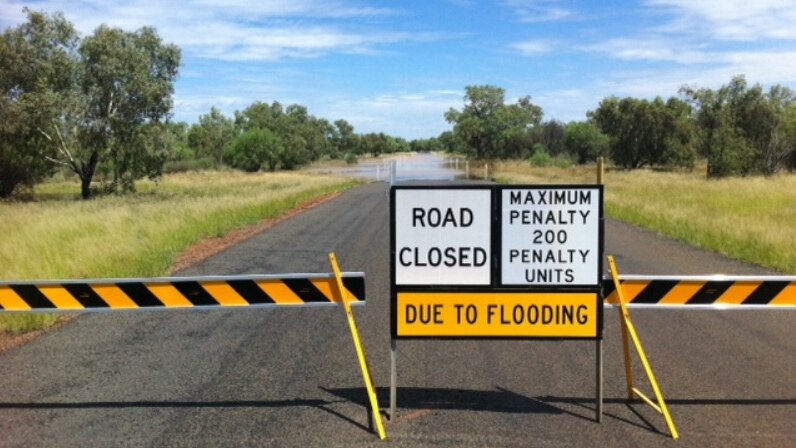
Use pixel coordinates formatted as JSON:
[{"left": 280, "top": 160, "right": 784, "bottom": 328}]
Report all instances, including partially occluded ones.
[
  {"left": 426, "top": 81, "right": 796, "bottom": 177},
  {"left": 5, "top": 10, "right": 796, "bottom": 201},
  {"left": 1, "top": 10, "right": 408, "bottom": 199},
  {"left": 174, "top": 103, "right": 408, "bottom": 174}
]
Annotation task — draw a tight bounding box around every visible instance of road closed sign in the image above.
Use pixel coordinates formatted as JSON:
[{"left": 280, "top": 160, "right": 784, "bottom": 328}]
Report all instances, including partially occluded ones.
[
  {"left": 393, "top": 188, "right": 491, "bottom": 286},
  {"left": 391, "top": 185, "right": 603, "bottom": 339},
  {"left": 501, "top": 187, "right": 602, "bottom": 287}
]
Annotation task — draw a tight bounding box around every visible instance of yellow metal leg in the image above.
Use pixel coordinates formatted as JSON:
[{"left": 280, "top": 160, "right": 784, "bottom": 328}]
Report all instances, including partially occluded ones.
[
  {"left": 608, "top": 256, "right": 679, "bottom": 440},
  {"left": 610, "top": 256, "right": 635, "bottom": 399},
  {"left": 622, "top": 309, "right": 679, "bottom": 440},
  {"left": 619, "top": 309, "right": 634, "bottom": 400},
  {"left": 329, "top": 253, "right": 387, "bottom": 440}
]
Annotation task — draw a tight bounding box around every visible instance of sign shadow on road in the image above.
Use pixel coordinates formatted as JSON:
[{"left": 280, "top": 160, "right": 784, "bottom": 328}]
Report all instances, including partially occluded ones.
[{"left": 322, "top": 385, "right": 566, "bottom": 415}]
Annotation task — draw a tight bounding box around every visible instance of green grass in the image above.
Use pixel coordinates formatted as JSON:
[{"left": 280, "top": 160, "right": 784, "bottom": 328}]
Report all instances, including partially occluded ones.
[
  {"left": 493, "top": 161, "right": 796, "bottom": 275},
  {"left": 0, "top": 170, "right": 360, "bottom": 335}
]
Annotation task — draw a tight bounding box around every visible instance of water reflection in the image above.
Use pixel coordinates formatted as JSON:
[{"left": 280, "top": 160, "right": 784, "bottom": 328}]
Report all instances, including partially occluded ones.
[{"left": 310, "top": 152, "right": 467, "bottom": 182}]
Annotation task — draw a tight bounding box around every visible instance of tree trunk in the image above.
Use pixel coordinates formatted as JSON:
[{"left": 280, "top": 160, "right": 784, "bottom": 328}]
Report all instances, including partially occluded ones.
[
  {"left": 79, "top": 150, "right": 100, "bottom": 200},
  {"left": 80, "top": 176, "right": 91, "bottom": 199}
]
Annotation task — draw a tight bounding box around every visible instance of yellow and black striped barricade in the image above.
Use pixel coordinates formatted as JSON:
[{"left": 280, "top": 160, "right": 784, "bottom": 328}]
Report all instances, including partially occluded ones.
[
  {"left": 603, "top": 275, "right": 796, "bottom": 309},
  {"left": 602, "top": 269, "right": 796, "bottom": 440},
  {"left": 0, "top": 273, "right": 365, "bottom": 312},
  {"left": 0, "top": 266, "right": 387, "bottom": 440}
]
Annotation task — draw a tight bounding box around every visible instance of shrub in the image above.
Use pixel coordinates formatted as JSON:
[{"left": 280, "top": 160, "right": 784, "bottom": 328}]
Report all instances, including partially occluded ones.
[
  {"left": 708, "top": 127, "right": 758, "bottom": 177},
  {"left": 529, "top": 144, "right": 553, "bottom": 167},
  {"left": 224, "top": 129, "right": 283, "bottom": 172},
  {"left": 553, "top": 152, "right": 574, "bottom": 168}
]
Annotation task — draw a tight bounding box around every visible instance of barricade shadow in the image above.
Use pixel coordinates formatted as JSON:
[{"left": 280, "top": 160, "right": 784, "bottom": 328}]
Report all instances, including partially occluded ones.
[
  {"left": 322, "top": 385, "right": 568, "bottom": 416},
  {"left": 324, "top": 387, "right": 796, "bottom": 437},
  {"left": 0, "top": 399, "right": 330, "bottom": 409},
  {"left": 538, "top": 395, "right": 796, "bottom": 407},
  {"left": 537, "top": 395, "right": 796, "bottom": 436},
  {"left": 0, "top": 398, "right": 370, "bottom": 432}
]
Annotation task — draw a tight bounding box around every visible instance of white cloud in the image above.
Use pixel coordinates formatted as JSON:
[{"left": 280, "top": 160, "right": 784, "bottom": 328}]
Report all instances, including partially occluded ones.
[
  {"left": 576, "top": 2, "right": 796, "bottom": 101},
  {"left": 646, "top": 0, "right": 796, "bottom": 41},
  {"left": 502, "top": 0, "right": 571, "bottom": 23},
  {"left": 530, "top": 89, "right": 597, "bottom": 122},
  {"left": 718, "top": 51, "right": 796, "bottom": 83},
  {"left": 575, "top": 49, "right": 796, "bottom": 106},
  {"left": 319, "top": 90, "right": 462, "bottom": 139},
  {"left": 579, "top": 38, "right": 708, "bottom": 64},
  {"left": 209, "top": 0, "right": 396, "bottom": 18},
  {"left": 0, "top": 1, "right": 420, "bottom": 61},
  {"left": 181, "top": 25, "right": 432, "bottom": 61},
  {"left": 511, "top": 39, "right": 554, "bottom": 55}
]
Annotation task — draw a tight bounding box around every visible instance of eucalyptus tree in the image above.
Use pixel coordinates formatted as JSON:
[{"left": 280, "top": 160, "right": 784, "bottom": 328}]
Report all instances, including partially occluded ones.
[
  {"left": 75, "top": 25, "right": 180, "bottom": 195},
  {"left": 681, "top": 75, "right": 796, "bottom": 176},
  {"left": 18, "top": 12, "right": 181, "bottom": 198},
  {"left": 0, "top": 9, "right": 77, "bottom": 197},
  {"left": 445, "top": 85, "right": 543, "bottom": 160},
  {"left": 562, "top": 121, "right": 609, "bottom": 164},
  {"left": 188, "top": 107, "right": 235, "bottom": 167},
  {"left": 590, "top": 96, "right": 695, "bottom": 169}
]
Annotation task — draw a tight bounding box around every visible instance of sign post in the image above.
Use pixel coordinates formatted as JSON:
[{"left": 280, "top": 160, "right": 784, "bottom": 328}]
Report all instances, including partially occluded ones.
[{"left": 389, "top": 185, "right": 604, "bottom": 421}]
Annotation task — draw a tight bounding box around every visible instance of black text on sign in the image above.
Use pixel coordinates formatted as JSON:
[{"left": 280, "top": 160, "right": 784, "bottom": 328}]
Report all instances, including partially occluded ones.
[
  {"left": 394, "top": 189, "right": 492, "bottom": 285},
  {"left": 397, "top": 292, "right": 599, "bottom": 337},
  {"left": 501, "top": 187, "right": 602, "bottom": 286}
]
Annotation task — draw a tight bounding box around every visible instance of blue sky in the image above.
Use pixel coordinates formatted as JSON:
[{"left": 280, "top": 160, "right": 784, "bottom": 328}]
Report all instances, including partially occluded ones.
[{"left": 3, "top": 1, "right": 796, "bottom": 139}]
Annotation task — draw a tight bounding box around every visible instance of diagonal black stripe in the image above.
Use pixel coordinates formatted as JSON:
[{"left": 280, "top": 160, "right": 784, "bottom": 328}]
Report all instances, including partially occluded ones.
[
  {"left": 602, "top": 279, "right": 616, "bottom": 298},
  {"left": 118, "top": 283, "right": 163, "bottom": 307},
  {"left": 282, "top": 278, "right": 330, "bottom": 303},
  {"left": 62, "top": 284, "right": 108, "bottom": 308},
  {"left": 9, "top": 285, "right": 56, "bottom": 309},
  {"left": 171, "top": 281, "right": 218, "bottom": 306},
  {"left": 631, "top": 280, "right": 678, "bottom": 304},
  {"left": 227, "top": 280, "right": 274, "bottom": 304},
  {"left": 342, "top": 277, "right": 366, "bottom": 302},
  {"left": 743, "top": 281, "right": 789, "bottom": 305},
  {"left": 688, "top": 281, "right": 733, "bottom": 305}
]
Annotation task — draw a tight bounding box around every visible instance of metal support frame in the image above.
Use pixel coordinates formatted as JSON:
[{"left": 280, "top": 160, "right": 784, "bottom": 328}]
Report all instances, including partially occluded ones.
[
  {"left": 596, "top": 338, "right": 603, "bottom": 422},
  {"left": 390, "top": 339, "right": 397, "bottom": 420},
  {"left": 608, "top": 256, "right": 679, "bottom": 440},
  {"left": 595, "top": 152, "right": 605, "bottom": 423},
  {"left": 329, "top": 253, "right": 387, "bottom": 440}
]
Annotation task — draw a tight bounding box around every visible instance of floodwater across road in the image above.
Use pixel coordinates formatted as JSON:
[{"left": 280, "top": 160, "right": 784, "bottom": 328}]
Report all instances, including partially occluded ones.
[{"left": 310, "top": 152, "right": 467, "bottom": 182}]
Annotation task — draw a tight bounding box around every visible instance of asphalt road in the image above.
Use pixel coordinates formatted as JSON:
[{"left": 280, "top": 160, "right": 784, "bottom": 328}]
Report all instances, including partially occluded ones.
[{"left": 0, "top": 181, "right": 794, "bottom": 447}]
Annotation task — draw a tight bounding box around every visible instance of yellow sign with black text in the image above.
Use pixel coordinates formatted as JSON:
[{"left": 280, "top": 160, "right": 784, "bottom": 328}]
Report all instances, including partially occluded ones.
[{"left": 397, "top": 292, "right": 598, "bottom": 338}]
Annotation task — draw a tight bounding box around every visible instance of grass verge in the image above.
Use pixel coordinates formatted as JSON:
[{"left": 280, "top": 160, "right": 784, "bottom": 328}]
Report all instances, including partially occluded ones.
[
  {"left": 492, "top": 161, "right": 796, "bottom": 275},
  {"left": 0, "top": 170, "right": 360, "bottom": 335}
]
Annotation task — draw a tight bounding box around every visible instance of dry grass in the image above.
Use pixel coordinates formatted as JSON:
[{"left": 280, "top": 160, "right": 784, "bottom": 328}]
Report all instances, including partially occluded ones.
[
  {"left": 494, "top": 162, "right": 796, "bottom": 274},
  {"left": 0, "top": 170, "right": 360, "bottom": 334}
]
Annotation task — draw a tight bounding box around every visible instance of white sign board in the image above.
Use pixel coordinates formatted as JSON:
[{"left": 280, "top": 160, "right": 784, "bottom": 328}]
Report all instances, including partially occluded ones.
[
  {"left": 394, "top": 189, "right": 491, "bottom": 285},
  {"left": 501, "top": 187, "right": 601, "bottom": 286}
]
